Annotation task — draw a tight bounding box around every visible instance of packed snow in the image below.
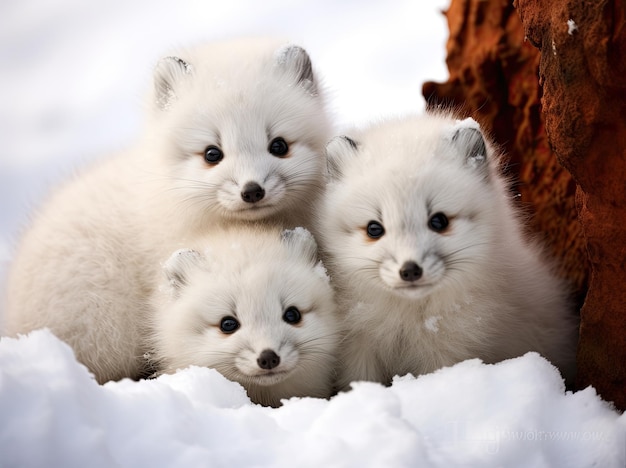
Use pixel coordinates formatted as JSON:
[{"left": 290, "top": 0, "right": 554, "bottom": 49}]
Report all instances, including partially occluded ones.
[
  {"left": 1, "top": 1, "right": 625, "bottom": 466},
  {"left": 1, "top": 330, "right": 624, "bottom": 467}
]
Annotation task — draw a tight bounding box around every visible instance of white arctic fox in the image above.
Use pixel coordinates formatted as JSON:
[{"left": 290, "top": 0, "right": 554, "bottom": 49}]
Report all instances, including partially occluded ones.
[
  {"left": 149, "top": 227, "right": 338, "bottom": 407},
  {"left": 317, "top": 113, "right": 579, "bottom": 390},
  {"left": 4, "top": 38, "right": 332, "bottom": 383}
]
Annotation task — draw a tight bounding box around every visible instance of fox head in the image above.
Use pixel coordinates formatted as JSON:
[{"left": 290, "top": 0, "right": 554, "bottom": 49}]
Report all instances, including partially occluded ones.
[
  {"left": 147, "top": 40, "right": 330, "bottom": 226},
  {"left": 319, "top": 114, "right": 509, "bottom": 301},
  {"left": 151, "top": 227, "right": 338, "bottom": 406}
]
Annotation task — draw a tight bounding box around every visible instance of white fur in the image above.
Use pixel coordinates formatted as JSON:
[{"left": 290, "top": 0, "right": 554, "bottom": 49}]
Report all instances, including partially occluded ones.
[
  {"left": 149, "top": 226, "right": 338, "bottom": 407},
  {"left": 3, "top": 38, "right": 331, "bottom": 383},
  {"left": 317, "top": 112, "right": 579, "bottom": 390}
]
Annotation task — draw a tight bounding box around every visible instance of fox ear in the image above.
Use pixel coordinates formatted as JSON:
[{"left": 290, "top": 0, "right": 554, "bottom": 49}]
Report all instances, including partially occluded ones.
[
  {"left": 154, "top": 56, "right": 192, "bottom": 110},
  {"left": 325, "top": 135, "right": 359, "bottom": 181},
  {"left": 275, "top": 44, "right": 317, "bottom": 94},
  {"left": 447, "top": 118, "right": 489, "bottom": 178},
  {"left": 162, "top": 248, "right": 203, "bottom": 296},
  {"left": 281, "top": 227, "right": 318, "bottom": 265}
]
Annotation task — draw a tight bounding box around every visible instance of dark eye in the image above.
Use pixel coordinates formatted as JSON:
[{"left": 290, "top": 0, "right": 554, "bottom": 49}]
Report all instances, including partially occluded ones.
[
  {"left": 268, "top": 137, "right": 289, "bottom": 157},
  {"left": 366, "top": 221, "right": 385, "bottom": 239},
  {"left": 428, "top": 212, "right": 449, "bottom": 232},
  {"left": 220, "top": 316, "right": 239, "bottom": 334},
  {"left": 204, "top": 146, "right": 224, "bottom": 164},
  {"left": 283, "top": 306, "right": 302, "bottom": 325}
]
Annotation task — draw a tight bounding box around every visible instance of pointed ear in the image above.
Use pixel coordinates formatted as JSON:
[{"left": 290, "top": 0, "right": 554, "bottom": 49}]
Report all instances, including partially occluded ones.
[
  {"left": 275, "top": 45, "right": 317, "bottom": 94},
  {"left": 325, "top": 135, "right": 359, "bottom": 181},
  {"left": 154, "top": 56, "right": 192, "bottom": 110},
  {"left": 447, "top": 118, "right": 489, "bottom": 177},
  {"left": 162, "top": 248, "right": 203, "bottom": 295},
  {"left": 281, "top": 227, "right": 318, "bottom": 265}
]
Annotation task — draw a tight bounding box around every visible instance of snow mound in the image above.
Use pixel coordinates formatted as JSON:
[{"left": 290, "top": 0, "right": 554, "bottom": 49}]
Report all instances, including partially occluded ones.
[{"left": 1, "top": 329, "right": 624, "bottom": 467}]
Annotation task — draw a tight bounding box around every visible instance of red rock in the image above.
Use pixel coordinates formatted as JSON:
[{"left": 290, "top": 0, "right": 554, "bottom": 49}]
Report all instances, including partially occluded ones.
[{"left": 515, "top": 0, "right": 626, "bottom": 410}]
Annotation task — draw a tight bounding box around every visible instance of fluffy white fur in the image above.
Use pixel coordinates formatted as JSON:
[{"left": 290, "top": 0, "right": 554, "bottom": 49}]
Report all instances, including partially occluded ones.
[
  {"left": 4, "top": 38, "right": 331, "bottom": 383},
  {"left": 317, "top": 113, "right": 579, "bottom": 390},
  {"left": 149, "top": 227, "right": 338, "bottom": 407}
]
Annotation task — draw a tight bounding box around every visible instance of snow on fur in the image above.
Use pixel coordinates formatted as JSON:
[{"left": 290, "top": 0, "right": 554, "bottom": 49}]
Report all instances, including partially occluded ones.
[{"left": 1, "top": 329, "right": 624, "bottom": 467}]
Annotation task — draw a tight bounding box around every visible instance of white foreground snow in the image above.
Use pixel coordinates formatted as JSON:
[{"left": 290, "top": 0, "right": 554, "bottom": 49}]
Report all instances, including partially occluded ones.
[{"left": 1, "top": 330, "right": 624, "bottom": 467}]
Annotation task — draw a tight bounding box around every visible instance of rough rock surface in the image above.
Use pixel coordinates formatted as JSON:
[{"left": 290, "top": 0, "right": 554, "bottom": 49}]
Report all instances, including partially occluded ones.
[
  {"left": 515, "top": 0, "right": 626, "bottom": 410},
  {"left": 423, "top": 0, "right": 625, "bottom": 409}
]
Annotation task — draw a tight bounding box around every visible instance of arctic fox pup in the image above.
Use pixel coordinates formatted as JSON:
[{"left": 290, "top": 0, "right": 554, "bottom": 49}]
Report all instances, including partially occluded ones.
[
  {"left": 149, "top": 227, "right": 338, "bottom": 407},
  {"left": 317, "top": 113, "right": 579, "bottom": 390},
  {"left": 4, "top": 38, "right": 331, "bottom": 383}
]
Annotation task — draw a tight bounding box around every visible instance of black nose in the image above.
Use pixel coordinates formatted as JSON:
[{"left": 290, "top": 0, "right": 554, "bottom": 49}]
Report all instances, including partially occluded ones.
[
  {"left": 241, "top": 182, "right": 265, "bottom": 203},
  {"left": 257, "top": 349, "right": 280, "bottom": 370},
  {"left": 399, "top": 261, "right": 423, "bottom": 282}
]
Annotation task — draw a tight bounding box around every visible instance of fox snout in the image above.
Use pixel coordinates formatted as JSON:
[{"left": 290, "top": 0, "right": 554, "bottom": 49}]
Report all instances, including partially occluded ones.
[
  {"left": 241, "top": 181, "right": 265, "bottom": 203},
  {"left": 399, "top": 261, "right": 423, "bottom": 282}
]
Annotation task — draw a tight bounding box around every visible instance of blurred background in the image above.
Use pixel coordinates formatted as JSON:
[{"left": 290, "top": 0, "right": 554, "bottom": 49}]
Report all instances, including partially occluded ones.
[{"left": 0, "top": 0, "right": 449, "bottom": 283}]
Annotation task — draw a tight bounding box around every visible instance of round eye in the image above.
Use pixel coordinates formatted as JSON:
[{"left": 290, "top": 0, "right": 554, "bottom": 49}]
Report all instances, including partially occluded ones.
[
  {"left": 219, "top": 316, "right": 239, "bottom": 334},
  {"left": 268, "top": 137, "right": 289, "bottom": 157},
  {"left": 283, "top": 306, "right": 302, "bottom": 325},
  {"left": 428, "top": 212, "right": 449, "bottom": 232},
  {"left": 366, "top": 221, "right": 385, "bottom": 239},
  {"left": 204, "top": 146, "right": 224, "bottom": 164}
]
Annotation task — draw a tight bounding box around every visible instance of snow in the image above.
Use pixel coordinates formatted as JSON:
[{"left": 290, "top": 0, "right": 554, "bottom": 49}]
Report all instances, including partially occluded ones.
[
  {"left": 453, "top": 116, "right": 481, "bottom": 131},
  {"left": 567, "top": 19, "right": 579, "bottom": 35},
  {"left": 1, "top": 1, "right": 625, "bottom": 466},
  {"left": 314, "top": 260, "right": 331, "bottom": 283},
  {"left": 1, "top": 330, "right": 624, "bottom": 467},
  {"left": 424, "top": 315, "right": 442, "bottom": 332}
]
